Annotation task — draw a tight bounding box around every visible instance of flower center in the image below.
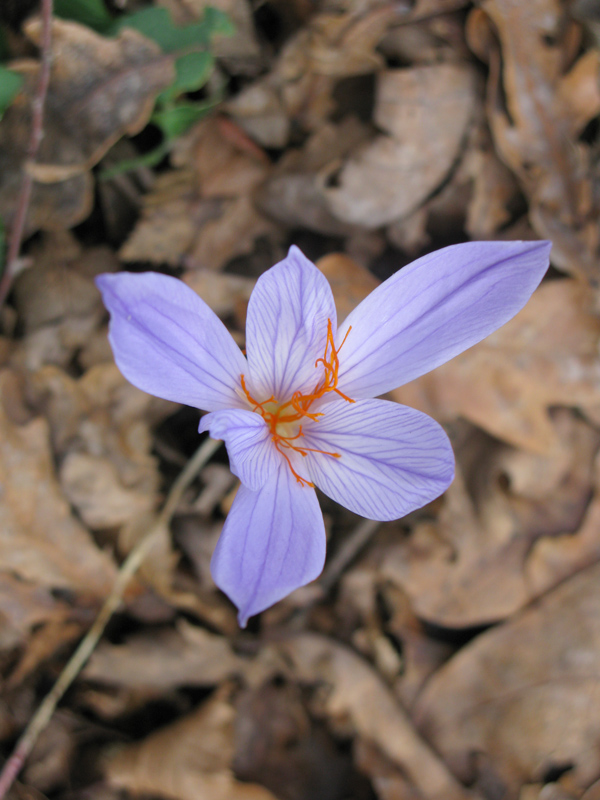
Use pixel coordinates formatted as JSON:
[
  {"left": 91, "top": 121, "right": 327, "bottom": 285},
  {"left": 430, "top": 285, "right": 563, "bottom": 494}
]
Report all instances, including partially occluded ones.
[{"left": 241, "top": 319, "right": 354, "bottom": 487}]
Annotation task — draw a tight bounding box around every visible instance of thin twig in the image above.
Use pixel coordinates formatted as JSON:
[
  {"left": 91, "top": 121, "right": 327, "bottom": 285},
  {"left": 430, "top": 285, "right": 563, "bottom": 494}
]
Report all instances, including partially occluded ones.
[
  {"left": 0, "top": 0, "right": 54, "bottom": 308},
  {"left": 318, "top": 519, "right": 381, "bottom": 595},
  {"left": 0, "top": 436, "right": 222, "bottom": 799}
]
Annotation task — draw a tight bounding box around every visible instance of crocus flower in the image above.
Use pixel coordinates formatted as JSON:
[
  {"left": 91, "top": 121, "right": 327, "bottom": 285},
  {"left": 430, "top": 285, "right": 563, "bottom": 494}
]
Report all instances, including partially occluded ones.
[{"left": 96, "top": 240, "right": 550, "bottom": 625}]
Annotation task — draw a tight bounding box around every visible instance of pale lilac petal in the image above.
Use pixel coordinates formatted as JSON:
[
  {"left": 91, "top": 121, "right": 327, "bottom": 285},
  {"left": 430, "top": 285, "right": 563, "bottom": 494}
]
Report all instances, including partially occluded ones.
[
  {"left": 301, "top": 399, "right": 454, "bottom": 520},
  {"left": 211, "top": 462, "right": 326, "bottom": 626},
  {"left": 336, "top": 240, "right": 551, "bottom": 398},
  {"left": 245, "top": 245, "right": 337, "bottom": 402},
  {"left": 96, "top": 272, "right": 248, "bottom": 411},
  {"left": 199, "top": 409, "right": 278, "bottom": 491}
]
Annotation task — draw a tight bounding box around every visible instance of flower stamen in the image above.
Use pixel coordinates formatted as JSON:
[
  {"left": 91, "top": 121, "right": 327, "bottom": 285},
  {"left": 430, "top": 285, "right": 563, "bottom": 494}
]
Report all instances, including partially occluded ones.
[{"left": 241, "top": 319, "right": 353, "bottom": 486}]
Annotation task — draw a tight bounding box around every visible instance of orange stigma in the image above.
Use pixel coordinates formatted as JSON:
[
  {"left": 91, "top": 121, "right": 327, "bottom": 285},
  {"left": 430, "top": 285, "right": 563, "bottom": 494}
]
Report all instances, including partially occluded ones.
[{"left": 241, "top": 319, "right": 354, "bottom": 486}]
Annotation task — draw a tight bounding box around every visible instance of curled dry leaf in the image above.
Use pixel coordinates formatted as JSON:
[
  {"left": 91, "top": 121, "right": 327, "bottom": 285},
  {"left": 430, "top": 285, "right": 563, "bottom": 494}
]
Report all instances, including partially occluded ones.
[
  {"left": 0, "top": 370, "right": 116, "bottom": 601},
  {"left": 414, "top": 561, "right": 600, "bottom": 797},
  {"left": 276, "top": 634, "right": 472, "bottom": 800},
  {"left": 0, "top": 18, "right": 174, "bottom": 233},
  {"left": 84, "top": 619, "right": 243, "bottom": 689},
  {"left": 323, "top": 64, "right": 477, "bottom": 227},
  {"left": 105, "top": 691, "right": 279, "bottom": 800},
  {"left": 468, "top": 0, "right": 600, "bottom": 282},
  {"left": 392, "top": 279, "right": 600, "bottom": 454}
]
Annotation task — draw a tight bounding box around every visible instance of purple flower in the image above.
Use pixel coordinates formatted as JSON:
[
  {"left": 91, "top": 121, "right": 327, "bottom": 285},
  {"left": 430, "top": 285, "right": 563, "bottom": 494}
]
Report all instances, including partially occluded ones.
[{"left": 96, "top": 241, "right": 550, "bottom": 625}]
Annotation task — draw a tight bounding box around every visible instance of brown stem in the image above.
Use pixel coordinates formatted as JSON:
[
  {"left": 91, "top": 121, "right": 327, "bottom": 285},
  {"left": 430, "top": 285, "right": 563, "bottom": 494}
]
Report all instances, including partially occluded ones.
[{"left": 0, "top": 0, "right": 53, "bottom": 308}]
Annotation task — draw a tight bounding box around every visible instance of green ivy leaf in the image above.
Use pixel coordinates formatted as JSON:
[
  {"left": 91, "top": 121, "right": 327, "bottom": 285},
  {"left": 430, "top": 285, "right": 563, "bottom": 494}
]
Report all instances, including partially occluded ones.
[
  {"left": 158, "top": 51, "right": 214, "bottom": 104},
  {"left": 54, "top": 0, "right": 114, "bottom": 33},
  {"left": 0, "top": 66, "right": 23, "bottom": 120},
  {"left": 109, "top": 6, "right": 234, "bottom": 53},
  {"left": 152, "top": 97, "right": 221, "bottom": 141}
]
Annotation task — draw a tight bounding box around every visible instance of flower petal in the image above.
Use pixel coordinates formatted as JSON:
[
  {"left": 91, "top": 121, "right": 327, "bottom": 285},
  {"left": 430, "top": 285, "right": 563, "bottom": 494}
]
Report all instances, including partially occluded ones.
[
  {"left": 96, "top": 272, "right": 248, "bottom": 411},
  {"left": 245, "top": 245, "right": 337, "bottom": 401},
  {"left": 211, "top": 461, "right": 326, "bottom": 626},
  {"left": 336, "top": 240, "right": 551, "bottom": 398},
  {"left": 199, "top": 409, "right": 278, "bottom": 491},
  {"left": 301, "top": 399, "right": 454, "bottom": 521}
]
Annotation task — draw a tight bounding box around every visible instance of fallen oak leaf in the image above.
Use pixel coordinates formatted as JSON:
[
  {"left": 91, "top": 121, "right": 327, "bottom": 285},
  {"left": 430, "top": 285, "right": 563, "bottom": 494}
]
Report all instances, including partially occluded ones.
[{"left": 414, "top": 560, "right": 600, "bottom": 797}]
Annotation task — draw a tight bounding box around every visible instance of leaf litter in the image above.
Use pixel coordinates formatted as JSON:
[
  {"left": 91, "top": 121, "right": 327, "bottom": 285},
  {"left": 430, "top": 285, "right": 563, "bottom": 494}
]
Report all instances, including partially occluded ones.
[{"left": 1, "top": 1, "right": 600, "bottom": 800}]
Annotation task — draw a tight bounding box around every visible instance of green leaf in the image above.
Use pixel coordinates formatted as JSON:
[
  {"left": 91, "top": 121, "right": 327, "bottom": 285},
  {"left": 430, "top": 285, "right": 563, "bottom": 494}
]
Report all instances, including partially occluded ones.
[
  {"left": 152, "top": 98, "right": 220, "bottom": 140},
  {"left": 158, "top": 51, "right": 214, "bottom": 104},
  {"left": 110, "top": 6, "right": 233, "bottom": 53},
  {"left": 201, "top": 7, "right": 236, "bottom": 38},
  {"left": 0, "top": 66, "right": 23, "bottom": 120},
  {"left": 54, "top": 0, "right": 114, "bottom": 33}
]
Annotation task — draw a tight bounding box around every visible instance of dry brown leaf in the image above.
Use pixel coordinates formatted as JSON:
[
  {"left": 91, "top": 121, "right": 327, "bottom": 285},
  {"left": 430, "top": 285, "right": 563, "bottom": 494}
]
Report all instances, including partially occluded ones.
[
  {"left": 414, "top": 560, "right": 600, "bottom": 797},
  {"left": 306, "top": 7, "right": 396, "bottom": 77},
  {"left": 11, "top": 238, "right": 112, "bottom": 371},
  {"left": 188, "top": 194, "right": 277, "bottom": 272},
  {"left": 324, "top": 64, "right": 477, "bottom": 227},
  {"left": 277, "top": 634, "right": 472, "bottom": 800},
  {"left": 467, "top": 1, "right": 600, "bottom": 282},
  {"left": 60, "top": 453, "right": 156, "bottom": 530},
  {"left": 392, "top": 279, "right": 600, "bottom": 454},
  {"left": 378, "top": 411, "right": 600, "bottom": 627},
  {"left": 324, "top": 0, "right": 469, "bottom": 18},
  {"left": 464, "top": 143, "right": 521, "bottom": 238},
  {"left": 27, "top": 363, "right": 167, "bottom": 530},
  {"left": 227, "top": 6, "right": 404, "bottom": 146},
  {"left": 0, "top": 19, "right": 174, "bottom": 233},
  {"left": 105, "top": 690, "right": 279, "bottom": 800},
  {"left": 233, "top": 679, "right": 364, "bottom": 800},
  {"left": 256, "top": 117, "right": 369, "bottom": 235},
  {"left": 183, "top": 270, "right": 255, "bottom": 331},
  {"left": 0, "top": 574, "right": 71, "bottom": 651},
  {"left": 84, "top": 620, "right": 243, "bottom": 689},
  {"left": 0, "top": 370, "right": 116, "bottom": 600},
  {"left": 121, "top": 118, "right": 278, "bottom": 270},
  {"left": 315, "top": 252, "right": 380, "bottom": 322}
]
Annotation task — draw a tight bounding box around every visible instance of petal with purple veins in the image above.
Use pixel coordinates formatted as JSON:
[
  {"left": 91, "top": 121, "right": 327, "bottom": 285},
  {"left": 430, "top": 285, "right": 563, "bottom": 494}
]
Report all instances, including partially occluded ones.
[
  {"left": 96, "top": 272, "right": 248, "bottom": 411},
  {"left": 245, "top": 245, "right": 337, "bottom": 402},
  {"left": 336, "top": 240, "right": 551, "bottom": 399},
  {"left": 199, "top": 409, "right": 279, "bottom": 491},
  {"left": 301, "top": 398, "right": 454, "bottom": 521},
  {"left": 211, "top": 461, "right": 326, "bottom": 626}
]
